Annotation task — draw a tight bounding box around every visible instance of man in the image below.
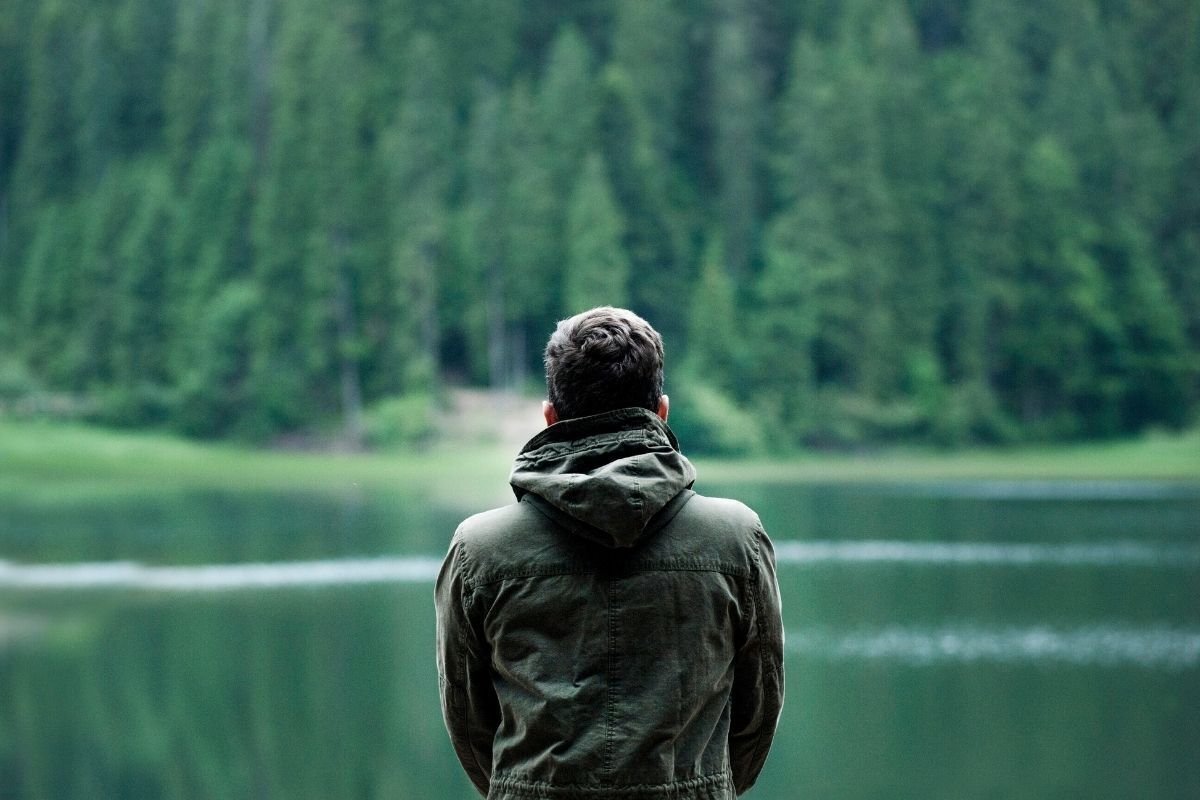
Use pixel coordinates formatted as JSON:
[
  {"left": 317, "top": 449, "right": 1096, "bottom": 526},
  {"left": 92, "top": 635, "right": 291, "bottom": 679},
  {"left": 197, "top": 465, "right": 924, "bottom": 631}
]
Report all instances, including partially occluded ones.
[{"left": 435, "top": 306, "right": 784, "bottom": 800}]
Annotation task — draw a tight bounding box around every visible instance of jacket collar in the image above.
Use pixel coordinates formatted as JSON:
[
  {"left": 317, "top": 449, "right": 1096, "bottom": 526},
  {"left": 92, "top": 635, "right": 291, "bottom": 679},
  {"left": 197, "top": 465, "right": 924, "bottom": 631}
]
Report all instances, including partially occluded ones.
[{"left": 509, "top": 407, "right": 696, "bottom": 548}]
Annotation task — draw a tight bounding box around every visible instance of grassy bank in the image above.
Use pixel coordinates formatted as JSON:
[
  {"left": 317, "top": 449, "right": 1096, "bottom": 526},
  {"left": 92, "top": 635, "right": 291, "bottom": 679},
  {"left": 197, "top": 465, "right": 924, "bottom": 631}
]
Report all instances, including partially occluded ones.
[
  {"left": 0, "top": 419, "right": 517, "bottom": 506},
  {"left": 1, "top": 419, "right": 1198, "bottom": 504},
  {"left": 696, "top": 429, "right": 1200, "bottom": 484}
]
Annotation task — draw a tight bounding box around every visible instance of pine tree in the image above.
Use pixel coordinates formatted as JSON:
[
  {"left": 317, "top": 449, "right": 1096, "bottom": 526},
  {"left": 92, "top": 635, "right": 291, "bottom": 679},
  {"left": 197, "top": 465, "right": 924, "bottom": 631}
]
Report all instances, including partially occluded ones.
[
  {"left": 1002, "top": 136, "right": 1117, "bottom": 435},
  {"left": 931, "top": 3, "right": 1030, "bottom": 437},
  {"left": 460, "top": 81, "right": 510, "bottom": 387},
  {"left": 383, "top": 32, "right": 455, "bottom": 391},
  {"left": 164, "top": 0, "right": 252, "bottom": 175},
  {"left": 1038, "top": 24, "right": 1191, "bottom": 433},
  {"left": 502, "top": 79, "right": 559, "bottom": 375},
  {"left": 1160, "top": 77, "right": 1200, "bottom": 357},
  {"left": 605, "top": 0, "right": 694, "bottom": 342},
  {"left": 163, "top": 0, "right": 258, "bottom": 393},
  {"left": 710, "top": 0, "right": 766, "bottom": 279},
  {"left": 247, "top": 1, "right": 361, "bottom": 436},
  {"left": 10, "top": 0, "right": 80, "bottom": 213},
  {"left": 864, "top": 1, "right": 941, "bottom": 369},
  {"left": 564, "top": 153, "right": 629, "bottom": 312},
  {"left": 1, "top": 0, "right": 1196, "bottom": 442},
  {"left": 74, "top": 166, "right": 146, "bottom": 390},
  {"left": 175, "top": 281, "right": 261, "bottom": 437},
  {"left": 685, "top": 236, "right": 738, "bottom": 390},
  {"left": 611, "top": 0, "right": 686, "bottom": 166},
  {"left": 167, "top": 137, "right": 255, "bottom": 387},
  {"left": 17, "top": 202, "right": 84, "bottom": 385},
  {"left": 1104, "top": 220, "right": 1192, "bottom": 430},
  {"left": 246, "top": 7, "right": 317, "bottom": 435},
  {"left": 0, "top": 1, "right": 28, "bottom": 330},
  {"left": 772, "top": 34, "right": 900, "bottom": 398},
  {"left": 72, "top": 12, "right": 118, "bottom": 185},
  {"left": 305, "top": 16, "right": 370, "bottom": 445},
  {"left": 107, "top": 0, "right": 173, "bottom": 153},
  {"left": 538, "top": 26, "right": 598, "bottom": 210},
  {"left": 112, "top": 163, "right": 176, "bottom": 395},
  {"left": 756, "top": 192, "right": 846, "bottom": 442}
]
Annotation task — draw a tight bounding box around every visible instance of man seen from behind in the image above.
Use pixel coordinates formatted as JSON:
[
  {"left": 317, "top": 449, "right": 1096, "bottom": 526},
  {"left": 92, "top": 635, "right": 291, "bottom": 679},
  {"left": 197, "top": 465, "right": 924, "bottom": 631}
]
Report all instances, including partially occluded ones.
[{"left": 435, "top": 306, "right": 785, "bottom": 799}]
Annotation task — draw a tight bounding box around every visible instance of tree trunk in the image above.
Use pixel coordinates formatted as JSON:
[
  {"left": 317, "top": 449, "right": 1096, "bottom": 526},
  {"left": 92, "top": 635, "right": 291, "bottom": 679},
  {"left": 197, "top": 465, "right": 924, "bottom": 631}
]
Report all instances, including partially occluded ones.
[
  {"left": 248, "top": 0, "right": 272, "bottom": 165},
  {"left": 335, "top": 248, "right": 363, "bottom": 449},
  {"left": 486, "top": 256, "right": 507, "bottom": 388},
  {"left": 418, "top": 240, "right": 440, "bottom": 374}
]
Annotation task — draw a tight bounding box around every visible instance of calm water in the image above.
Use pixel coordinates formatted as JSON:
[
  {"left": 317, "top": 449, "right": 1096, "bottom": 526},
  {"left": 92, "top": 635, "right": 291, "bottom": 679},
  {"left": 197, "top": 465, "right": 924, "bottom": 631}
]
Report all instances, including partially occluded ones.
[{"left": 1, "top": 479, "right": 1198, "bottom": 799}]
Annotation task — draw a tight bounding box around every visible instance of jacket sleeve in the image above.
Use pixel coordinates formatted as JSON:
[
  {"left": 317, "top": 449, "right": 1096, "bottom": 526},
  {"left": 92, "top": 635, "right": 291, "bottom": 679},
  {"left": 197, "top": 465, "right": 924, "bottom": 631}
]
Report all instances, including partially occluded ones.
[
  {"left": 729, "top": 524, "right": 785, "bottom": 796},
  {"left": 435, "top": 535, "right": 501, "bottom": 798}
]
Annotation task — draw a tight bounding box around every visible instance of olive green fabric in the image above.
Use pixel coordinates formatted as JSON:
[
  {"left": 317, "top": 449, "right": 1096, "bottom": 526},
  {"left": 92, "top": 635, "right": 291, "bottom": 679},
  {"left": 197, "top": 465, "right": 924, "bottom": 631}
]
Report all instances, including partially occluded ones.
[{"left": 436, "top": 407, "right": 785, "bottom": 799}]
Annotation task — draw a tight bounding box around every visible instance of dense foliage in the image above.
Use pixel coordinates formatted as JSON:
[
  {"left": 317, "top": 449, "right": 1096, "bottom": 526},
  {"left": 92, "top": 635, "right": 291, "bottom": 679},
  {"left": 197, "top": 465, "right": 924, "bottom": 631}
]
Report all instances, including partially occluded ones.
[{"left": 1, "top": 0, "right": 1197, "bottom": 448}]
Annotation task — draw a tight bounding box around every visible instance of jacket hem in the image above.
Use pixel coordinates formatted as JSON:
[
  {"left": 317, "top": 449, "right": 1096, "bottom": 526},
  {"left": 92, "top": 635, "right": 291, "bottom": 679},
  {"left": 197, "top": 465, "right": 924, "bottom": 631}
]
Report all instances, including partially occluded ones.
[{"left": 488, "top": 770, "right": 735, "bottom": 799}]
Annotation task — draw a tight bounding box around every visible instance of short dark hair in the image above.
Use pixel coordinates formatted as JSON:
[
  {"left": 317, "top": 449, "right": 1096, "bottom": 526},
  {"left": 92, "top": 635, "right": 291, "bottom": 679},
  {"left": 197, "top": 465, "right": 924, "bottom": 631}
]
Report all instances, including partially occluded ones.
[{"left": 544, "top": 307, "right": 664, "bottom": 421}]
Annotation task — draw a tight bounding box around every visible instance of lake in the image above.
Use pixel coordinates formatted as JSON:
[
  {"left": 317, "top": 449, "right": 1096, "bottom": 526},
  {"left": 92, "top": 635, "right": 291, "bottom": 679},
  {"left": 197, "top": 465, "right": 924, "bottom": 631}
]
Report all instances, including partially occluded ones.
[{"left": 1, "top": 477, "right": 1198, "bottom": 799}]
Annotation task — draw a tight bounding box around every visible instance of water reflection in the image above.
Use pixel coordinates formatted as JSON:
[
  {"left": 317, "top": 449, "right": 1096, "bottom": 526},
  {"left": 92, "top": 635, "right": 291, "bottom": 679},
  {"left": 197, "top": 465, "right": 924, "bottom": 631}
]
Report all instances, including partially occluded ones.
[
  {"left": 1, "top": 482, "right": 1197, "bottom": 799},
  {"left": 0, "top": 585, "right": 467, "bottom": 799},
  {"left": 789, "top": 624, "right": 1200, "bottom": 669}
]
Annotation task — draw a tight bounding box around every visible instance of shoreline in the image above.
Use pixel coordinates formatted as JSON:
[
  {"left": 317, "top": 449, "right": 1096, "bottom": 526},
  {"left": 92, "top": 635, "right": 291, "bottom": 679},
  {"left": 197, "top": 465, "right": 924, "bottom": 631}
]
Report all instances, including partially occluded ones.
[{"left": 2, "top": 419, "right": 1197, "bottom": 501}]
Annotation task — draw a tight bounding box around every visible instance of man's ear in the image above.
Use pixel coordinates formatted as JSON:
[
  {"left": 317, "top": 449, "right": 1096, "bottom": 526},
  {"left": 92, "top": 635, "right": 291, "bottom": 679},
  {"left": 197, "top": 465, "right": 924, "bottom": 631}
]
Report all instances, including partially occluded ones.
[
  {"left": 657, "top": 394, "right": 669, "bottom": 422},
  {"left": 542, "top": 401, "right": 559, "bottom": 427}
]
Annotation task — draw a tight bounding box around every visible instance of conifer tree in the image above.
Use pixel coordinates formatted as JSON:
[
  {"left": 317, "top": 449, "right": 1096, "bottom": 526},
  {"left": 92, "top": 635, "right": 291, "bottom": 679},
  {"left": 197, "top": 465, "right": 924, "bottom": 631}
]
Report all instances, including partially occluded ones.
[
  {"left": 461, "top": 81, "right": 510, "bottom": 386},
  {"left": 112, "top": 163, "right": 176, "bottom": 397},
  {"left": 756, "top": 193, "right": 846, "bottom": 442},
  {"left": 933, "top": 3, "right": 1029, "bottom": 435},
  {"left": 247, "top": 1, "right": 325, "bottom": 435},
  {"left": 164, "top": 0, "right": 252, "bottom": 175},
  {"left": 1004, "top": 136, "right": 1116, "bottom": 435},
  {"left": 772, "top": 34, "right": 899, "bottom": 398},
  {"left": 72, "top": 13, "right": 118, "bottom": 185},
  {"left": 74, "top": 167, "right": 146, "bottom": 390},
  {"left": 1160, "top": 81, "right": 1200, "bottom": 355},
  {"left": 710, "top": 0, "right": 767, "bottom": 278},
  {"left": 0, "top": 0, "right": 1196, "bottom": 442},
  {"left": 502, "top": 79, "right": 559, "bottom": 374},
  {"left": 1104, "top": 220, "right": 1192, "bottom": 430},
  {"left": 612, "top": 0, "right": 686, "bottom": 163},
  {"left": 863, "top": 2, "right": 941, "bottom": 367},
  {"left": 606, "top": 0, "right": 693, "bottom": 340},
  {"left": 168, "top": 138, "right": 255, "bottom": 384},
  {"left": 10, "top": 1, "right": 79, "bottom": 212},
  {"left": 0, "top": 2, "right": 27, "bottom": 329},
  {"left": 538, "top": 26, "right": 597, "bottom": 210},
  {"left": 685, "top": 237, "right": 738, "bottom": 390},
  {"left": 17, "top": 203, "right": 83, "bottom": 384},
  {"left": 384, "top": 32, "right": 455, "bottom": 391},
  {"left": 305, "top": 17, "right": 369, "bottom": 445},
  {"left": 565, "top": 153, "right": 629, "bottom": 312}
]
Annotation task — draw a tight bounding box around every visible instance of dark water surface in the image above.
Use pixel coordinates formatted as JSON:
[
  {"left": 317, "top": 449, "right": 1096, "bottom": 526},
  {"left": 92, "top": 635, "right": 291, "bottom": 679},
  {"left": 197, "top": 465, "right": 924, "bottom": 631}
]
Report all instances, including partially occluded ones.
[{"left": 1, "top": 480, "right": 1198, "bottom": 799}]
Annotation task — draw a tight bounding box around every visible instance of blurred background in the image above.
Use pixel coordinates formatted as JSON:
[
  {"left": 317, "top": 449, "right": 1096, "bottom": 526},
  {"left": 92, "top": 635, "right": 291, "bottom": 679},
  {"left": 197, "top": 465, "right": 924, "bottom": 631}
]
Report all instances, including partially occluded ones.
[
  {"left": 1, "top": 0, "right": 1198, "bottom": 797},
  {"left": 2, "top": 0, "right": 1199, "bottom": 448}
]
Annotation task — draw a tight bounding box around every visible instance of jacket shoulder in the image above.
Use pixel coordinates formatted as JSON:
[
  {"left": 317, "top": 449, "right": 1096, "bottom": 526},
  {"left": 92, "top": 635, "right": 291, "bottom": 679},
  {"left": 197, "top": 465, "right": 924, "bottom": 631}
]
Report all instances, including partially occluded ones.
[
  {"left": 677, "top": 493, "right": 763, "bottom": 532},
  {"left": 641, "top": 492, "right": 767, "bottom": 575},
  {"left": 454, "top": 502, "right": 545, "bottom": 556},
  {"left": 455, "top": 502, "right": 538, "bottom": 543},
  {"left": 451, "top": 501, "right": 570, "bottom": 583}
]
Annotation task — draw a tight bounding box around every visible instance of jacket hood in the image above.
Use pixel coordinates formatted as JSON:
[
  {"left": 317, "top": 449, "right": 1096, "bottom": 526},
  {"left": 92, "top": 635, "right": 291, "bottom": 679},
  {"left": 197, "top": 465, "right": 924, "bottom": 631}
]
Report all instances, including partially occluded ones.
[{"left": 509, "top": 407, "right": 697, "bottom": 548}]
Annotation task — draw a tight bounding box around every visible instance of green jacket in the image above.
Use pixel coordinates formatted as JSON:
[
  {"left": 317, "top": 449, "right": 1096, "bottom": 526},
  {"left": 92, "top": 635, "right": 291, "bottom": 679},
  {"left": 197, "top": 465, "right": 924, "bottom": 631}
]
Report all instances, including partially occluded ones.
[{"left": 436, "top": 407, "right": 784, "bottom": 799}]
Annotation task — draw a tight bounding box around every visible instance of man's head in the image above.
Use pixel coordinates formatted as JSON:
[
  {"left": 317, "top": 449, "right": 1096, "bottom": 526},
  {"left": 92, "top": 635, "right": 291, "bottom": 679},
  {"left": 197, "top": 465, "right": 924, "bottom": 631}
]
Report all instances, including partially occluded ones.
[{"left": 543, "top": 306, "right": 668, "bottom": 425}]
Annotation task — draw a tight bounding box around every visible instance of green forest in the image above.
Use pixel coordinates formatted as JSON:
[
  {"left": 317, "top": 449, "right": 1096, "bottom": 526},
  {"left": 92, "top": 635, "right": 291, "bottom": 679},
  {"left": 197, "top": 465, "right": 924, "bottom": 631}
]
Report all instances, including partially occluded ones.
[{"left": 1, "top": 0, "right": 1197, "bottom": 451}]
